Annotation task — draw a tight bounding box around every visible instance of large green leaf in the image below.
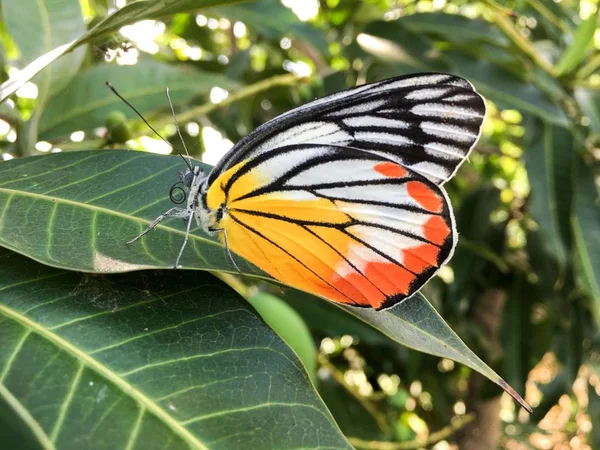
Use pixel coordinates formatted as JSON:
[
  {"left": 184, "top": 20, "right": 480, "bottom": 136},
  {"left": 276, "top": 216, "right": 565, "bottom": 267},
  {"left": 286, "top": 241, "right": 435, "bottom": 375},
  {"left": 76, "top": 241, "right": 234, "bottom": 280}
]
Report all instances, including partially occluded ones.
[
  {"left": 523, "top": 119, "right": 574, "bottom": 271},
  {"left": 0, "top": 150, "right": 532, "bottom": 411},
  {"left": 38, "top": 59, "right": 239, "bottom": 140},
  {"left": 0, "top": 0, "right": 246, "bottom": 104},
  {"left": 0, "top": 246, "right": 351, "bottom": 450},
  {"left": 572, "top": 159, "right": 600, "bottom": 326}
]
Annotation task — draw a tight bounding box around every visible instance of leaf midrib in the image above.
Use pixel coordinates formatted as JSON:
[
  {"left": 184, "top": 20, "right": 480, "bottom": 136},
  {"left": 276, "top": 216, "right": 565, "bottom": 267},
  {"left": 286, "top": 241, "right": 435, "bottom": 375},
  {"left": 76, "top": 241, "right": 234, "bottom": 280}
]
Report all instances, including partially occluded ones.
[
  {"left": 0, "top": 302, "right": 210, "bottom": 450},
  {"left": 0, "top": 187, "right": 222, "bottom": 248}
]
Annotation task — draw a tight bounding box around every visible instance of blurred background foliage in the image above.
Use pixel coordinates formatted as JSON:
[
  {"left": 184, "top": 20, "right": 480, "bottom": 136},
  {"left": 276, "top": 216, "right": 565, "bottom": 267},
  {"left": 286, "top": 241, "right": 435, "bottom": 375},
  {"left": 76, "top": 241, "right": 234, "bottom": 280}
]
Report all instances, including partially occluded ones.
[{"left": 0, "top": 0, "right": 599, "bottom": 448}]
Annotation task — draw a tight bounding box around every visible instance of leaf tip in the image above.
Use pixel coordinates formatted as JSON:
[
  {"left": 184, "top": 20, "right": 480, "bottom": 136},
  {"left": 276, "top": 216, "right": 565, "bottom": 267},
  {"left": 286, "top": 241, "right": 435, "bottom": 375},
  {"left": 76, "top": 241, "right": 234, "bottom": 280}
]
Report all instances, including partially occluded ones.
[{"left": 497, "top": 378, "right": 533, "bottom": 413}]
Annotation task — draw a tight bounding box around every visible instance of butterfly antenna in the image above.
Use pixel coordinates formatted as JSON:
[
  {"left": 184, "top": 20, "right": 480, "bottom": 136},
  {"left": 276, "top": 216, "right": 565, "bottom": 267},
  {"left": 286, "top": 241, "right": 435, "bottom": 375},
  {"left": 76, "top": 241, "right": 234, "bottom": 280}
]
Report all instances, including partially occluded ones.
[
  {"left": 105, "top": 81, "right": 193, "bottom": 171},
  {"left": 165, "top": 87, "right": 192, "bottom": 165}
]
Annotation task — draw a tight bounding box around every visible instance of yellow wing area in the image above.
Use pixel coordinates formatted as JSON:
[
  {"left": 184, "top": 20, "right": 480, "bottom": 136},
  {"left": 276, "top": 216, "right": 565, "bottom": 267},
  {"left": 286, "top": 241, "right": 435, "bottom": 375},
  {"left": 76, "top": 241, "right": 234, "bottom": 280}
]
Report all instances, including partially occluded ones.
[{"left": 205, "top": 152, "right": 454, "bottom": 310}]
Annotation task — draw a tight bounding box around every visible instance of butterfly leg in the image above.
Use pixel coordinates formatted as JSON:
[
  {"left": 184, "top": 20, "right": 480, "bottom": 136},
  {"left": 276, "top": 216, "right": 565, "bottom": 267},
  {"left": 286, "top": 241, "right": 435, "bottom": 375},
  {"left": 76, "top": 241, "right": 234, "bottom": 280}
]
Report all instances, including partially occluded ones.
[
  {"left": 127, "top": 207, "right": 190, "bottom": 244},
  {"left": 174, "top": 210, "right": 196, "bottom": 268},
  {"left": 208, "top": 226, "right": 241, "bottom": 273}
]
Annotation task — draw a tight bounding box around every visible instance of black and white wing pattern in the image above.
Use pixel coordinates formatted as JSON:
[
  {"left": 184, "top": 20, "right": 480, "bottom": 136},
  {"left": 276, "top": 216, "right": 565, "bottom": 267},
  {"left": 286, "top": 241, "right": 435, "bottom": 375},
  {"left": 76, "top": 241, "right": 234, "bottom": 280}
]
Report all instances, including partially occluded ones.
[{"left": 208, "top": 73, "right": 486, "bottom": 186}]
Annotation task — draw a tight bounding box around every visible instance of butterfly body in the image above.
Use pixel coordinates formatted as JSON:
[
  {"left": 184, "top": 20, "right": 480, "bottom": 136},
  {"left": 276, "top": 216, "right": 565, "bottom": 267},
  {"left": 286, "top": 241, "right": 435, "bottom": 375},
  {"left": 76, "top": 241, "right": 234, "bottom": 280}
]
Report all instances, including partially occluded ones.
[{"left": 129, "top": 73, "right": 485, "bottom": 310}]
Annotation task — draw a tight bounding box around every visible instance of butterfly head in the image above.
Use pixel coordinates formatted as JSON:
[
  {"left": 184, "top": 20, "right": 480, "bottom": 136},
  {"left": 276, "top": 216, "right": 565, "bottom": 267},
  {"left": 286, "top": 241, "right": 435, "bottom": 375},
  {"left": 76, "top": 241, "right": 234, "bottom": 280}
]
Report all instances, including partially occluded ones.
[{"left": 169, "top": 166, "right": 206, "bottom": 205}]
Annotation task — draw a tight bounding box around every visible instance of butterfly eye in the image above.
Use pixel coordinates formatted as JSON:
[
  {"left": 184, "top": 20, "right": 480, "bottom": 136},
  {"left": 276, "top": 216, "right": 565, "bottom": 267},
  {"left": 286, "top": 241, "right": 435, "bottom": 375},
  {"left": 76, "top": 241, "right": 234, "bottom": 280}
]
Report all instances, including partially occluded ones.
[
  {"left": 179, "top": 170, "right": 194, "bottom": 187},
  {"left": 215, "top": 206, "right": 224, "bottom": 221},
  {"left": 169, "top": 182, "right": 187, "bottom": 204}
]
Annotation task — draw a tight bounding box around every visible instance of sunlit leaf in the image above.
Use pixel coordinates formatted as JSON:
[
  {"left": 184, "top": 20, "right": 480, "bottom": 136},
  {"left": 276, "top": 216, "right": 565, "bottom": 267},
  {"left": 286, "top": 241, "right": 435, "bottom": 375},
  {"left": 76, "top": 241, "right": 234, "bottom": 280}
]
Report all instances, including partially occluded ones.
[{"left": 0, "top": 0, "right": 246, "bottom": 104}]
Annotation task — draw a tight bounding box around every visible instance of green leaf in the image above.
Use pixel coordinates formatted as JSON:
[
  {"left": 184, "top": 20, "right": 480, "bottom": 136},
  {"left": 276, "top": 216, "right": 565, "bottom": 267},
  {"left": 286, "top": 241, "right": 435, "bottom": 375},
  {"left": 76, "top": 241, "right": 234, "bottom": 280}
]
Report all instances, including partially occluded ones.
[
  {"left": 399, "top": 13, "right": 511, "bottom": 48},
  {"left": 0, "top": 0, "right": 246, "bottom": 104},
  {"left": 216, "top": 0, "right": 328, "bottom": 51},
  {"left": 575, "top": 88, "right": 600, "bottom": 137},
  {"left": 0, "top": 150, "right": 532, "bottom": 411},
  {"left": 0, "top": 246, "right": 351, "bottom": 449},
  {"left": 572, "top": 159, "right": 600, "bottom": 326},
  {"left": 247, "top": 292, "right": 317, "bottom": 383},
  {"left": 554, "top": 12, "right": 598, "bottom": 76},
  {"left": 523, "top": 119, "right": 574, "bottom": 271},
  {"left": 339, "top": 294, "right": 531, "bottom": 412},
  {"left": 38, "top": 59, "right": 239, "bottom": 140},
  {"left": 2, "top": 0, "right": 87, "bottom": 154}
]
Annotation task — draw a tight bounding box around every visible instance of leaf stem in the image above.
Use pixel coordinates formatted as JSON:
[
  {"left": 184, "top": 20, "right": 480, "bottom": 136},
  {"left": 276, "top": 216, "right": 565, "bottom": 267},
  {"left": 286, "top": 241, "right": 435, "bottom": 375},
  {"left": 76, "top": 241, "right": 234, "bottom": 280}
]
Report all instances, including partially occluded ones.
[{"left": 348, "top": 413, "right": 475, "bottom": 450}]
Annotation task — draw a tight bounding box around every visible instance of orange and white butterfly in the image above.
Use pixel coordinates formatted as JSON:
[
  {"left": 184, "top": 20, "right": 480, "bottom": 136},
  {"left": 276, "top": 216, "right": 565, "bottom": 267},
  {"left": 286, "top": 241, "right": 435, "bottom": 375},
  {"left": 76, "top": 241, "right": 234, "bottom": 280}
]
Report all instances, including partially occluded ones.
[{"left": 129, "top": 73, "right": 486, "bottom": 310}]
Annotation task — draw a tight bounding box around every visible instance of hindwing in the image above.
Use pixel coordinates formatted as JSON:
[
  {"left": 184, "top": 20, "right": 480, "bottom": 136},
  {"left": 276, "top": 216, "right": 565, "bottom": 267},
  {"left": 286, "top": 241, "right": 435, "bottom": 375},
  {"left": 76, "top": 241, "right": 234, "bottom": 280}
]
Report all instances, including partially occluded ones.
[{"left": 205, "top": 144, "right": 455, "bottom": 309}]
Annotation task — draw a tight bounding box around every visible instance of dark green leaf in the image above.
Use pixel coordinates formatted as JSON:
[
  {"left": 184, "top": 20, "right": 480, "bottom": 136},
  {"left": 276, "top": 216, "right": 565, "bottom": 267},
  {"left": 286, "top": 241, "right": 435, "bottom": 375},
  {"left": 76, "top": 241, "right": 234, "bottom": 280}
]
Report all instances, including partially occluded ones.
[
  {"left": 38, "top": 59, "right": 239, "bottom": 140},
  {"left": 572, "top": 159, "right": 600, "bottom": 325},
  {"left": 0, "top": 247, "right": 351, "bottom": 449},
  {"left": 554, "top": 12, "right": 598, "bottom": 76}
]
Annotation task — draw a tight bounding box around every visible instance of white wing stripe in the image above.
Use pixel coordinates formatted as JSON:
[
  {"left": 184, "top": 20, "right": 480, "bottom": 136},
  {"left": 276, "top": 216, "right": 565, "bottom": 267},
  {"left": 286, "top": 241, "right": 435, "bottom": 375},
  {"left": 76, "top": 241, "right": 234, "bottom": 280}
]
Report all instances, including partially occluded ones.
[
  {"left": 420, "top": 122, "right": 478, "bottom": 142},
  {"left": 411, "top": 103, "right": 484, "bottom": 119},
  {"left": 342, "top": 116, "right": 410, "bottom": 129}
]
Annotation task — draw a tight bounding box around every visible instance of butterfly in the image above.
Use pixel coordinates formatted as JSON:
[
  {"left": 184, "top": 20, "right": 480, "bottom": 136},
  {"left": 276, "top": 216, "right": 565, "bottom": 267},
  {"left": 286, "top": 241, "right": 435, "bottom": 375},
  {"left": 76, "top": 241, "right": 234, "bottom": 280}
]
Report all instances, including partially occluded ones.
[{"left": 128, "top": 72, "right": 486, "bottom": 310}]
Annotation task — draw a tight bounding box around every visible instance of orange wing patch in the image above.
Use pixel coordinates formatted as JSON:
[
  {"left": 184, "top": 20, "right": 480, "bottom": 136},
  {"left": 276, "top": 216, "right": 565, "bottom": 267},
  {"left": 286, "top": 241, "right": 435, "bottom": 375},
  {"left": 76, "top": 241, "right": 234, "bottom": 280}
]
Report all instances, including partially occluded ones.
[
  {"left": 208, "top": 152, "right": 455, "bottom": 310},
  {"left": 374, "top": 162, "right": 407, "bottom": 178},
  {"left": 407, "top": 181, "right": 443, "bottom": 212}
]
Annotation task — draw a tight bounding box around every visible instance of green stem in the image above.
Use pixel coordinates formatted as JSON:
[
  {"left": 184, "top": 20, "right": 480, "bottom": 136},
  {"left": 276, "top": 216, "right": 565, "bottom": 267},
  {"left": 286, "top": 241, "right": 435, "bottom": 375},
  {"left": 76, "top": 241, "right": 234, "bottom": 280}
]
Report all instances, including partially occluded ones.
[
  {"left": 524, "top": 0, "right": 571, "bottom": 34},
  {"left": 576, "top": 52, "right": 600, "bottom": 80},
  {"left": 483, "top": 1, "right": 555, "bottom": 75},
  {"left": 348, "top": 413, "right": 475, "bottom": 450}
]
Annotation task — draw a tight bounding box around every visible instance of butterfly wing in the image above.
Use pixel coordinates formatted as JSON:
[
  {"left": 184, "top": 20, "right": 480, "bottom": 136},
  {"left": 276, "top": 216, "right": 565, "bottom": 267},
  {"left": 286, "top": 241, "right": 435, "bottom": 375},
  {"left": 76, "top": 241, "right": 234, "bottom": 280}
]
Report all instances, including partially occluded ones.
[
  {"left": 205, "top": 144, "right": 455, "bottom": 310},
  {"left": 208, "top": 72, "right": 485, "bottom": 186}
]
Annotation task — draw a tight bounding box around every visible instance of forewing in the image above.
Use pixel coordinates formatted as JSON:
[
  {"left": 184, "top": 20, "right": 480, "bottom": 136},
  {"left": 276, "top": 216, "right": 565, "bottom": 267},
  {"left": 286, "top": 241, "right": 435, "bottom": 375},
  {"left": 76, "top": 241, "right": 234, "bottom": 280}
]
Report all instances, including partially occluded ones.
[
  {"left": 208, "top": 73, "right": 485, "bottom": 186},
  {"left": 206, "top": 145, "right": 455, "bottom": 309}
]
